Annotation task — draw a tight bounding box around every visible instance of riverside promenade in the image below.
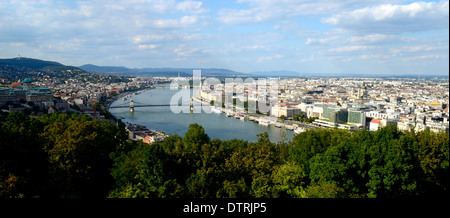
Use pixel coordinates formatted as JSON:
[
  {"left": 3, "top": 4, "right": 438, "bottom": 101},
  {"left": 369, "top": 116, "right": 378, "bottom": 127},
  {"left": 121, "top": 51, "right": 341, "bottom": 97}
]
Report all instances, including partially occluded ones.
[{"left": 191, "top": 94, "right": 318, "bottom": 132}]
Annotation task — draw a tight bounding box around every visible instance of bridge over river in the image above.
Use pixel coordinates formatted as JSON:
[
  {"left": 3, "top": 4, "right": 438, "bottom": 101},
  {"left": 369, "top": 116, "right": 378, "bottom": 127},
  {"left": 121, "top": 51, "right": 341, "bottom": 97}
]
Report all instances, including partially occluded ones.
[{"left": 109, "top": 99, "right": 192, "bottom": 112}]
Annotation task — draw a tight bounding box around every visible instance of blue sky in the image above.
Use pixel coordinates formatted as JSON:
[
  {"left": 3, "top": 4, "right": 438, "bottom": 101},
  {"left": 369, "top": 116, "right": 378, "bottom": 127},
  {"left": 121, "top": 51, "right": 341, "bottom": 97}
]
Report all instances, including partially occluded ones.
[{"left": 0, "top": 0, "right": 448, "bottom": 75}]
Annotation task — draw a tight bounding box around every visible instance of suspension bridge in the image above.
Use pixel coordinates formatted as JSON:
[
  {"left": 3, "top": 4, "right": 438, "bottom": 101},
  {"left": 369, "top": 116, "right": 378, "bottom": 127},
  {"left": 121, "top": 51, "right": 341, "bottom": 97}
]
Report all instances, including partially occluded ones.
[{"left": 109, "top": 99, "right": 193, "bottom": 112}]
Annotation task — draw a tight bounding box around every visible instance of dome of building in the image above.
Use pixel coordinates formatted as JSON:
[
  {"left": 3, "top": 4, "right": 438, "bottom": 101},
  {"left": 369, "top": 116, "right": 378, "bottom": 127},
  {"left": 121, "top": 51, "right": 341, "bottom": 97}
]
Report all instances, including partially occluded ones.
[{"left": 22, "top": 78, "right": 32, "bottom": 91}]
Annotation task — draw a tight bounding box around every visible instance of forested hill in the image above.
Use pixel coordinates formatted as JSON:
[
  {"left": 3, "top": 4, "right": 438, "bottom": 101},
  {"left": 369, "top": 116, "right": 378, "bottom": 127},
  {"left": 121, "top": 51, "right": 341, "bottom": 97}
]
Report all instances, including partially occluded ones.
[
  {"left": 0, "top": 57, "right": 84, "bottom": 72},
  {"left": 79, "top": 64, "right": 248, "bottom": 77},
  {"left": 0, "top": 111, "right": 448, "bottom": 198}
]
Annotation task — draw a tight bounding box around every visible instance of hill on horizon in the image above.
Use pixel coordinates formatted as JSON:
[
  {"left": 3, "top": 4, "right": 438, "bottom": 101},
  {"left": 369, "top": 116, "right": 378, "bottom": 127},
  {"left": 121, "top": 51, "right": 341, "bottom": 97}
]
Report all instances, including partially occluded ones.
[
  {"left": 0, "top": 57, "right": 84, "bottom": 72},
  {"left": 79, "top": 64, "right": 249, "bottom": 77},
  {"left": 1, "top": 58, "right": 447, "bottom": 79}
]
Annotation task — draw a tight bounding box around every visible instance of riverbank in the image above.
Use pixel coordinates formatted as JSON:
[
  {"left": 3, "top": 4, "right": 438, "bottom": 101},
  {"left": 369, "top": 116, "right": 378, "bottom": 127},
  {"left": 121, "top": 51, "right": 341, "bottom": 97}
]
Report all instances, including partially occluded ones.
[
  {"left": 103, "top": 85, "right": 172, "bottom": 143},
  {"left": 108, "top": 87, "right": 294, "bottom": 142},
  {"left": 191, "top": 94, "right": 315, "bottom": 133},
  {"left": 104, "top": 86, "right": 155, "bottom": 111}
]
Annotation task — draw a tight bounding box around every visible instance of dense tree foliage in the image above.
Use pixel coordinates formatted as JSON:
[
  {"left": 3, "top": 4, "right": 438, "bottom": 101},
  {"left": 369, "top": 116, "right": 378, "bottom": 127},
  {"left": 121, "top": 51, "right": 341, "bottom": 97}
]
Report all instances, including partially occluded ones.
[
  {"left": 1, "top": 112, "right": 448, "bottom": 198},
  {"left": 109, "top": 124, "right": 448, "bottom": 198},
  {"left": 0, "top": 112, "right": 127, "bottom": 198}
]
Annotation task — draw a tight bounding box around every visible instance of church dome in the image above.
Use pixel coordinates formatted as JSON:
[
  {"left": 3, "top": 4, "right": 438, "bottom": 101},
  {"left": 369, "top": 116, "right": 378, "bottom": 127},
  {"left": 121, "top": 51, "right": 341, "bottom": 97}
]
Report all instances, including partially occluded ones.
[{"left": 23, "top": 78, "right": 32, "bottom": 83}]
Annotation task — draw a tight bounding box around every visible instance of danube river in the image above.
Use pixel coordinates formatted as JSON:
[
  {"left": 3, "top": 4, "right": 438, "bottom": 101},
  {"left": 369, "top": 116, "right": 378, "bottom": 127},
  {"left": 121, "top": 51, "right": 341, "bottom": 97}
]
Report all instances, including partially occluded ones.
[{"left": 109, "top": 86, "right": 295, "bottom": 142}]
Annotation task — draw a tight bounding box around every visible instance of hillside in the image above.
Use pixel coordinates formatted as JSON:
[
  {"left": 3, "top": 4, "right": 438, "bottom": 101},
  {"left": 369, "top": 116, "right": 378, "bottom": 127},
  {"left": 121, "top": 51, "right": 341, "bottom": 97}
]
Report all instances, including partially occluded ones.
[
  {"left": 0, "top": 57, "right": 84, "bottom": 72},
  {"left": 250, "top": 70, "right": 305, "bottom": 77},
  {"left": 79, "top": 64, "right": 249, "bottom": 77},
  {"left": 79, "top": 64, "right": 136, "bottom": 74}
]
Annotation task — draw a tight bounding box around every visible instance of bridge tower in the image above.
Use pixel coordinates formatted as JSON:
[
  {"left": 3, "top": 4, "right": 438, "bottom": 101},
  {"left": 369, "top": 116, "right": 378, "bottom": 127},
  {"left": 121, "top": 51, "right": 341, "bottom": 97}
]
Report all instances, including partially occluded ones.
[{"left": 130, "top": 99, "right": 134, "bottom": 113}]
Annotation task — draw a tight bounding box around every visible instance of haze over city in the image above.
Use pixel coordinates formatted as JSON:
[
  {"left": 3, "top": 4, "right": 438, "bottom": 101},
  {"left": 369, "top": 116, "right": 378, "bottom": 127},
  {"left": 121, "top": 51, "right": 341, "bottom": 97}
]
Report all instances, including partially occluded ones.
[{"left": 0, "top": 0, "right": 449, "bottom": 75}]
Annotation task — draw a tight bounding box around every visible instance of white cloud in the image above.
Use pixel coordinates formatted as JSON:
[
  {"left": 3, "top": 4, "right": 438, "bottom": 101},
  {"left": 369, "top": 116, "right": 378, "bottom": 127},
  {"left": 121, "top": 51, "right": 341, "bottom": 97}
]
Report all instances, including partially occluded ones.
[
  {"left": 390, "top": 45, "right": 449, "bottom": 54},
  {"left": 306, "top": 36, "right": 342, "bottom": 45},
  {"left": 132, "top": 35, "right": 171, "bottom": 44},
  {"left": 297, "top": 55, "right": 315, "bottom": 63},
  {"left": 108, "top": 0, "right": 209, "bottom": 14},
  {"left": 360, "top": 54, "right": 391, "bottom": 60},
  {"left": 306, "top": 34, "right": 400, "bottom": 46},
  {"left": 341, "top": 58, "right": 353, "bottom": 62},
  {"left": 328, "top": 45, "right": 375, "bottom": 53},
  {"left": 173, "top": 44, "right": 209, "bottom": 57},
  {"left": 217, "top": 9, "right": 257, "bottom": 25},
  {"left": 1, "top": 0, "right": 448, "bottom": 75},
  {"left": 153, "top": 15, "right": 200, "bottom": 28},
  {"left": 138, "top": 44, "right": 160, "bottom": 49},
  {"left": 402, "top": 54, "right": 444, "bottom": 61},
  {"left": 242, "top": 45, "right": 266, "bottom": 50},
  {"left": 10, "top": 42, "right": 26, "bottom": 47},
  {"left": 322, "top": 1, "right": 449, "bottom": 34},
  {"left": 349, "top": 34, "right": 396, "bottom": 44},
  {"left": 218, "top": 0, "right": 403, "bottom": 25},
  {"left": 258, "top": 54, "right": 283, "bottom": 62},
  {"left": 176, "top": 1, "right": 209, "bottom": 14}
]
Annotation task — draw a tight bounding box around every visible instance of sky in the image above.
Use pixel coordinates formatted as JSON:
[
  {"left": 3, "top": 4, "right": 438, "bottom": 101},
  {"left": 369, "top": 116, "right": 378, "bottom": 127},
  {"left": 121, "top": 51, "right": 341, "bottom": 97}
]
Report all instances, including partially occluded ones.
[{"left": 0, "top": 0, "right": 448, "bottom": 75}]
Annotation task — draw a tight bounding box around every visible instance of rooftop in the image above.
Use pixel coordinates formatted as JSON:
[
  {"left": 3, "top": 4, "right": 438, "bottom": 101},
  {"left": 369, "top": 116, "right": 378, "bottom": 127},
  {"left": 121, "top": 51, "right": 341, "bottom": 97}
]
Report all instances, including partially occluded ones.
[{"left": 371, "top": 119, "right": 381, "bottom": 124}]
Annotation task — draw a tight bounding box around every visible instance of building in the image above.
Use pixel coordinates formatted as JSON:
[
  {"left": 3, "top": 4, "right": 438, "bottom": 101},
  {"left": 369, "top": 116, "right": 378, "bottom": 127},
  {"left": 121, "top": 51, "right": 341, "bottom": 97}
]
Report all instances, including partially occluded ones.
[
  {"left": 369, "top": 118, "right": 398, "bottom": 131},
  {"left": 271, "top": 103, "right": 303, "bottom": 118},
  {"left": 308, "top": 104, "right": 326, "bottom": 118},
  {"left": 369, "top": 119, "right": 381, "bottom": 131},
  {"left": 0, "top": 78, "right": 53, "bottom": 106},
  {"left": 126, "top": 123, "right": 166, "bottom": 144},
  {"left": 323, "top": 107, "right": 348, "bottom": 124},
  {"left": 111, "top": 88, "right": 120, "bottom": 94},
  {"left": 347, "top": 110, "right": 366, "bottom": 127}
]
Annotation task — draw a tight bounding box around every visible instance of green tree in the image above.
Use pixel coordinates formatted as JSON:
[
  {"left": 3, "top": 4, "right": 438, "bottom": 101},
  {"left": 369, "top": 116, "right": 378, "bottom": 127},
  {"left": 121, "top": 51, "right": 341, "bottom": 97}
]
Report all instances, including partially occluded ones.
[
  {"left": 271, "top": 161, "right": 307, "bottom": 198},
  {"left": 41, "top": 117, "right": 119, "bottom": 198},
  {"left": 0, "top": 112, "right": 47, "bottom": 198},
  {"left": 414, "top": 129, "right": 449, "bottom": 197},
  {"left": 183, "top": 123, "right": 210, "bottom": 149},
  {"left": 365, "top": 125, "right": 419, "bottom": 198},
  {"left": 309, "top": 137, "right": 368, "bottom": 198},
  {"left": 289, "top": 128, "right": 351, "bottom": 174},
  {"left": 219, "top": 133, "right": 287, "bottom": 198},
  {"left": 300, "top": 182, "right": 344, "bottom": 198},
  {"left": 292, "top": 114, "right": 299, "bottom": 121},
  {"left": 104, "top": 122, "right": 449, "bottom": 199}
]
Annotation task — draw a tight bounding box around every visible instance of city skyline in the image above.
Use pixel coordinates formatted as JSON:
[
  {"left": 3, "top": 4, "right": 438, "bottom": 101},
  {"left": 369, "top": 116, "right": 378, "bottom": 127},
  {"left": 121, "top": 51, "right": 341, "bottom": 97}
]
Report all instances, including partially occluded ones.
[{"left": 0, "top": 0, "right": 448, "bottom": 75}]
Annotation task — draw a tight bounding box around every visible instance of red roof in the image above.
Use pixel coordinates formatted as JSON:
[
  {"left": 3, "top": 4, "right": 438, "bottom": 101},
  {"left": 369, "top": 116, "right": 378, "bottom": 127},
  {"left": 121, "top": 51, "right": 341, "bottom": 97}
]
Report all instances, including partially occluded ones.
[
  {"left": 143, "top": 135, "right": 151, "bottom": 144},
  {"left": 10, "top": 82, "right": 21, "bottom": 88},
  {"left": 277, "top": 102, "right": 300, "bottom": 106},
  {"left": 371, "top": 119, "right": 381, "bottom": 124}
]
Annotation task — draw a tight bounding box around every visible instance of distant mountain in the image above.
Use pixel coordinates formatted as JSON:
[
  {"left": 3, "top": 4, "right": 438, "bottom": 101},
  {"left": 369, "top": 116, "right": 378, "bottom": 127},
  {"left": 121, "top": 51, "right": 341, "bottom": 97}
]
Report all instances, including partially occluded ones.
[
  {"left": 249, "top": 70, "right": 307, "bottom": 77},
  {"left": 79, "top": 64, "right": 136, "bottom": 74},
  {"left": 0, "top": 57, "right": 85, "bottom": 72},
  {"left": 79, "top": 64, "right": 249, "bottom": 77}
]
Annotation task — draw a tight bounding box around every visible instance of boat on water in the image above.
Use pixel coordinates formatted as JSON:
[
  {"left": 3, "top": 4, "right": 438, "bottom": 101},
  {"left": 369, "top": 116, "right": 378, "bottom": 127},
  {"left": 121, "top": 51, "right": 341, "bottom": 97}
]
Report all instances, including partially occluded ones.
[
  {"left": 286, "top": 127, "right": 294, "bottom": 131},
  {"left": 294, "top": 128, "right": 305, "bottom": 134},
  {"left": 226, "top": 113, "right": 233, "bottom": 117},
  {"left": 239, "top": 114, "right": 245, "bottom": 120},
  {"left": 259, "top": 119, "right": 270, "bottom": 126},
  {"left": 212, "top": 107, "right": 223, "bottom": 114},
  {"left": 275, "top": 124, "right": 282, "bottom": 128}
]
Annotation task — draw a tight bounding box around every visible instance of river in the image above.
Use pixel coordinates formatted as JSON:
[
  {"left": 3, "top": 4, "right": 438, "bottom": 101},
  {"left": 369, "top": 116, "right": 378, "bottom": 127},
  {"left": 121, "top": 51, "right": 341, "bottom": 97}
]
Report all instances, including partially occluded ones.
[{"left": 109, "top": 86, "right": 295, "bottom": 143}]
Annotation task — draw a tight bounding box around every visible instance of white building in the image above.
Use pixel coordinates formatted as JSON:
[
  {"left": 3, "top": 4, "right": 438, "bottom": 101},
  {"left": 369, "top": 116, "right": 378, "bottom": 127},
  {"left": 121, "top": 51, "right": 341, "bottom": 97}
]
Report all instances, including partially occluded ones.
[{"left": 369, "top": 119, "right": 381, "bottom": 131}]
